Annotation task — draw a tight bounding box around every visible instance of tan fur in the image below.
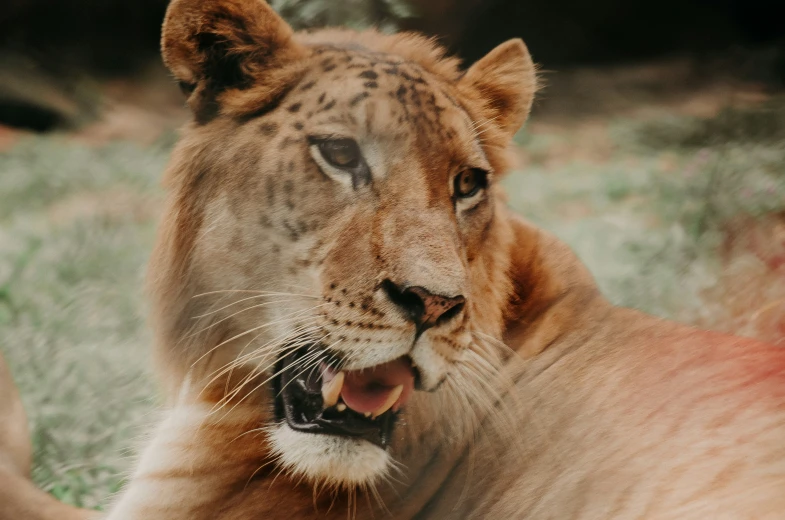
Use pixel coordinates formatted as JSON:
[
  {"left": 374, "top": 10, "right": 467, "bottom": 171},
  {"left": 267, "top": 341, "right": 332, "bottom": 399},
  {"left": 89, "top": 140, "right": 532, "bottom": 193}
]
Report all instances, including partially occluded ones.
[{"left": 1, "top": 1, "right": 784, "bottom": 518}]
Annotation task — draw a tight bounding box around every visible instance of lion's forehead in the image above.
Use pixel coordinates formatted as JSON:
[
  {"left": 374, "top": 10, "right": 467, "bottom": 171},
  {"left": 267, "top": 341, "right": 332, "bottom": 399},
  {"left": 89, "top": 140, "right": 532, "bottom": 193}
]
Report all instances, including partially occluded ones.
[{"left": 274, "top": 47, "right": 475, "bottom": 149}]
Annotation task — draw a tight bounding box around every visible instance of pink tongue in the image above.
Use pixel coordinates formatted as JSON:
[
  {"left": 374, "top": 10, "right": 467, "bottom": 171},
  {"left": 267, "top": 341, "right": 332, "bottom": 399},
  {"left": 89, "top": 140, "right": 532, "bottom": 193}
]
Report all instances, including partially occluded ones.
[{"left": 336, "top": 358, "right": 415, "bottom": 415}]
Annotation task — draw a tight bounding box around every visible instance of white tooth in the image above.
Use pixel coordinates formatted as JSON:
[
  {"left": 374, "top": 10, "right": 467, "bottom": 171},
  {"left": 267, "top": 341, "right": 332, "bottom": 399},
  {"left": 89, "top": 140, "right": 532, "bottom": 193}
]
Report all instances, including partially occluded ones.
[
  {"left": 321, "top": 371, "right": 345, "bottom": 408},
  {"left": 364, "top": 412, "right": 372, "bottom": 418},
  {"left": 336, "top": 403, "right": 347, "bottom": 412},
  {"left": 371, "top": 384, "right": 403, "bottom": 419}
]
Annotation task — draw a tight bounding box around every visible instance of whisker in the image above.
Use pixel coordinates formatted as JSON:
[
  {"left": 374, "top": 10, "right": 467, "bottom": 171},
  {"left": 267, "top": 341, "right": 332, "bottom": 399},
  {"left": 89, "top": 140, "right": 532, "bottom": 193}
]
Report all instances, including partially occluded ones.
[
  {"left": 192, "top": 293, "right": 316, "bottom": 319},
  {"left": 189, "top": 304, "right": 329, "bottom": 368},
  {"left": 208, "top": 331, "right": 322, "bottom": 408},
  {"left": 196, "top": 323, "right": 322, "bottom": 399},
  {"left": 192, "top": 288, "right": 316, "bottom": 298},
  {"left": 186, "top": 300, "right": 327, "bottom": 341}
]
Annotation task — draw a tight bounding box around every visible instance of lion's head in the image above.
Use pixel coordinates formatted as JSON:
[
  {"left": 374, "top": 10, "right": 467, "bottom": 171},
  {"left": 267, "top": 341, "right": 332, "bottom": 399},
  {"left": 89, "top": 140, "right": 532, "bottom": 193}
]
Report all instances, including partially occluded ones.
[{"left": 150, "top": 0, "right": 538, "bottom": 488}]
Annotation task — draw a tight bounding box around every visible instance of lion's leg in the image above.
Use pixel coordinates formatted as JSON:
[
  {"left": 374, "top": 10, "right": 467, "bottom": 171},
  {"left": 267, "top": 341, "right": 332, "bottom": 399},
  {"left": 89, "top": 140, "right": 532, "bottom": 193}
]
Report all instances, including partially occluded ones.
[
  {"left": 0, "top": 354, "right": 97, "bottom": 520},
  {"left": 0, "top": 354, "right": 31, "bottom": 477}
]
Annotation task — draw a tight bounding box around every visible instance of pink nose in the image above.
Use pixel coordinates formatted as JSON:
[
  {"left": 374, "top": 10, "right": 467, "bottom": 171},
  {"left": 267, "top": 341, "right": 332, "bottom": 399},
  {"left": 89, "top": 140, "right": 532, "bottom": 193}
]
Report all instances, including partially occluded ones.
[{"left": 382, "top": 280, "right": 465, "bottom": 331}]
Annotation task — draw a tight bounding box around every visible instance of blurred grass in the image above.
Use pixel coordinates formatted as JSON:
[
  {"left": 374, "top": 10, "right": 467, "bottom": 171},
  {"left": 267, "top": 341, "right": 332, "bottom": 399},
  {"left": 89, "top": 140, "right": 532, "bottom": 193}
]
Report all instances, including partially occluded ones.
[
  {"left": 506, "top": 96, "right": 785, "bottom": 325},
  {"left": 0, "top": 138, "right": 169, "bottom": 508},
  {"left": 0, "top": 97, "right": 783, "bottom": 509}
]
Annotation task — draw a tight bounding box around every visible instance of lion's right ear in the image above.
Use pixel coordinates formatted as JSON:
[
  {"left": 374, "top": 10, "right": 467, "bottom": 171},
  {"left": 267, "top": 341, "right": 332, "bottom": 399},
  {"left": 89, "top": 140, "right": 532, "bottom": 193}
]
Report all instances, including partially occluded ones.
[
  {"left": 161, "top": 0, "right": 306, "bottom": 122},
  {"left": 458, "top": 39, "right": 537, "bottom": 142}
]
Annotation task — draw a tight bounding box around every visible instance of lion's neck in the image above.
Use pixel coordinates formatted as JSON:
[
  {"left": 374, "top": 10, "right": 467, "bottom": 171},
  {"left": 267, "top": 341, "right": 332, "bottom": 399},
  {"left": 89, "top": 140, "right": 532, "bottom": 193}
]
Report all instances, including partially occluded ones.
[{"left": 370, "top": 217, "right": 620, "bottom": 517}]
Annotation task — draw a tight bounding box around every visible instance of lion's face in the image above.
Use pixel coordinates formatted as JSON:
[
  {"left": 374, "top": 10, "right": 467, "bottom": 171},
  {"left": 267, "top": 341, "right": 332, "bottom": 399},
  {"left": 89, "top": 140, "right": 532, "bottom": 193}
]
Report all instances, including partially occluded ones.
[{"left": 156, "top": 0, "right": 535, "bottom": 488}]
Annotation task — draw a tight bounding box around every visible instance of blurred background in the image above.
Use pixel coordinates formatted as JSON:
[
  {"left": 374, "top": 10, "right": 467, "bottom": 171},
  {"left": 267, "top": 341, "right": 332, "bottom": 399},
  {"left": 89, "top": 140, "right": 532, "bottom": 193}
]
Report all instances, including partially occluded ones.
[{"left": 1, "top": 0, "right": 783, "bottom": 510}]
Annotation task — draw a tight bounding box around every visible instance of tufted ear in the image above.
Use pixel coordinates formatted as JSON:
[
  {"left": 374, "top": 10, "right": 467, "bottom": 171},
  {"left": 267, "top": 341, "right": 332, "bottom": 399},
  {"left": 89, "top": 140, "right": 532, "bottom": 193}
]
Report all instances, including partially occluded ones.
[
  {"left": 161, "top": 0, "right": 306, "bottom": 122},
  {"left": 458, "top": 39, "right": 537, "bottom": 140}
]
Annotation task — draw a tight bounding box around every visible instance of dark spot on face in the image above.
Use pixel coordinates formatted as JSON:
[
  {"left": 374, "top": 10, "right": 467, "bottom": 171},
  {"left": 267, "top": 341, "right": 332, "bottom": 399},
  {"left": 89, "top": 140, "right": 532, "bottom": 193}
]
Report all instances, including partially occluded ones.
[
  {"left": 359, "top": 70, "right": 378, "bottom": 80},
  {"left": 300, "top": 80, "right": 316, "bottom": 91},
  {"left": 364, "top": 81, "right": 378, "bottom": 89},
  {"left": 349, "top": 302, "right": 355, "bottom": 308},
  {"left": 395, "top": 85, "right": 407, "bottom": 103},
  {"left": 322, "top": 100, "right": 336, "bottom": 111},
  {"left": 283, "top": 221, "right": 300, "bottom": 241},
  {"left": 266, "top": 176, "right": 276, "bottom": 205},
  {"left": 293, "top": 121, "right": 303, "bottom": 130},
  {"left": 280, "top": 136, "right": 300, "bottom": 149},
  {"left": 341, "top": 288, "right": 347, "bottom": 295},
  {"left": 330, "top": 283, "right": 337, "bottom": 290},
  {"left": 410, "top": 87, "right": 422, "bottom": 107},
  {"left": 288, "top": 102, "right": 302, "bottom": 113},
  {"left": 349, "top": 92, "right": 370, "bottom": 107},
  {"left": 318, "top": 92, "right": 326, "bottom": 104},
  {"left": 259, "top": 122, "right": 278, "bottom": 136},
  {"left": 400, "top": 70, "right": 414, "bottom": 82},
  {"left": 284, "top": 180, "right": 294, "bottom": 194}
]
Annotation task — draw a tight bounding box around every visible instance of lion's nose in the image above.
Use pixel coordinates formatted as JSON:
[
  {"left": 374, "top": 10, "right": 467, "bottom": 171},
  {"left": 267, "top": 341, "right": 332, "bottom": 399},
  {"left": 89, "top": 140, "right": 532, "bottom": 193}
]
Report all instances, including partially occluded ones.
[{"left": 382, "top": 279, "right": 465, "bottom": 332}]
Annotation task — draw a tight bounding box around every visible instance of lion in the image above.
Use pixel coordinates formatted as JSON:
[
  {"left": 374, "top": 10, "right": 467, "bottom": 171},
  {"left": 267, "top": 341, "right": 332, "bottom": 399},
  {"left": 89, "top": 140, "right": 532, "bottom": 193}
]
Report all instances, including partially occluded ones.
[{"left": 2, "top": 0, "right": 785, "bottom": 518}]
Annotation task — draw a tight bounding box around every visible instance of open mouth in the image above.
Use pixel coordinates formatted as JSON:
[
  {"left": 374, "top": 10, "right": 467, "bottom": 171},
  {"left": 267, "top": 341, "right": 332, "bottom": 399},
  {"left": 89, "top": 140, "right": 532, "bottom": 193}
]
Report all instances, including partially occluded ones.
[{"left": 274, "top": 348, "right": 416, "bottom": 448}]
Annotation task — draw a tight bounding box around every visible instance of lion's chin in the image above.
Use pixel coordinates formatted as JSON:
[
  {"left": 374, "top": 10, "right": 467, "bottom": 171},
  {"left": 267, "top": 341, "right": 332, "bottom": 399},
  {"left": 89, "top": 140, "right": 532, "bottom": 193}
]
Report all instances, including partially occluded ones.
[{"left": 268, "top": 423, "right": 391, "bottom": 487}]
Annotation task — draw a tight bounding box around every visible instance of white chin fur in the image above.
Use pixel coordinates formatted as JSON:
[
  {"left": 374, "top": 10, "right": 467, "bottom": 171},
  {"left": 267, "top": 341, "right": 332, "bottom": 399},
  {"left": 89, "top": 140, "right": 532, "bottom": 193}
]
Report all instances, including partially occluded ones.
[{"left": 268, "top": 423, "right": 390, "bottom": 487}]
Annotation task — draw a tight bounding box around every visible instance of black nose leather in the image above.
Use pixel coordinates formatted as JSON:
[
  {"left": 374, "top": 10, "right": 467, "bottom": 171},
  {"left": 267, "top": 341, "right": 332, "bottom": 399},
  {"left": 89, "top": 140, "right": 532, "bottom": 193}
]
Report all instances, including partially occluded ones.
[{"left": 382, "top": 279, "right": 465, "bottom": 331}]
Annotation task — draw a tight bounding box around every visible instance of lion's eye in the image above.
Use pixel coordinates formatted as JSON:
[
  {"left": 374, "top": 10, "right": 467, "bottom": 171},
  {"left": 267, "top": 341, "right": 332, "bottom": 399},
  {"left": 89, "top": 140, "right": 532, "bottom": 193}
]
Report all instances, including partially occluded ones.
[
  {"left": 308, "top": 136, "right": 371, "bottom": 189},
  {"left": 454, "top": 168, "right": 487, "bottom": 198},
  {"left": 317, "top": 138, "right": 360, "bottom": 169}
]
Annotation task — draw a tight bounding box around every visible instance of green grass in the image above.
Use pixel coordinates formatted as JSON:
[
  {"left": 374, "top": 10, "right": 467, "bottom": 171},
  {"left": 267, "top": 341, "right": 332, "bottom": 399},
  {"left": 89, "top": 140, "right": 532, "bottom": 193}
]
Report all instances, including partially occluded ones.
[
  {"left": 0, "top": 137, "right": 170, "bottom": 509},
  {"left": 506, "top": 99, "right": 785, "bottom": 322},
  {"left": 0, "top": 99, "right": 783, "bottom": 509}
]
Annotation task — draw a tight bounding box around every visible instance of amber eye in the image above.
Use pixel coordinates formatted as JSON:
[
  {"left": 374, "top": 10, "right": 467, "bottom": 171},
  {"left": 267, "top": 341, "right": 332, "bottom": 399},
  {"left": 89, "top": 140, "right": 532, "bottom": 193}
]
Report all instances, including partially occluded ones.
[
  {"left": 454, "top": 168, "right": 487, "bottom": 198},
  {"left": 317, "top": 138, "right": 361, "bottom": 169}
]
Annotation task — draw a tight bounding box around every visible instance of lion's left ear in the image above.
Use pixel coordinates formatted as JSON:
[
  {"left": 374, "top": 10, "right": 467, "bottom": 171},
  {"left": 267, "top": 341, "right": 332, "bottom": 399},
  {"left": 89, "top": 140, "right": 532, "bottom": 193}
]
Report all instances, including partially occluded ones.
[
  {"left": 458, "top": 39, "right": 537, "bottom": 140},
  {"left": 161, "top": 0, "right": 306, "bottom": 122}
]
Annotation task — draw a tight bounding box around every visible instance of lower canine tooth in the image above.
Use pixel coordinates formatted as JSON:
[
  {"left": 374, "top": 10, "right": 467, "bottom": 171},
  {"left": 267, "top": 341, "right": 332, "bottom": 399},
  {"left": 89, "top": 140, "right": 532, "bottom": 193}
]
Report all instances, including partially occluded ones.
[
  {"left": 371, "top": 384, "right": 404, "bottom": 419},
  {"left": 321, "top": 371, "right": 345, "bottom": 408},
  {"left": 336, "top": 403, "right": 347, "bottom": 412}
]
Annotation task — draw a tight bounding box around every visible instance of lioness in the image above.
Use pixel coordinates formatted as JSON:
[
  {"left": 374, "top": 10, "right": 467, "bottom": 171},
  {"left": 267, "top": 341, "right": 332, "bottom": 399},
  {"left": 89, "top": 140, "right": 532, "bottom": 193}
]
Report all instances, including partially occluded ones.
[{"left": 1, "top": 0, "right": 784, "bottom": 518}]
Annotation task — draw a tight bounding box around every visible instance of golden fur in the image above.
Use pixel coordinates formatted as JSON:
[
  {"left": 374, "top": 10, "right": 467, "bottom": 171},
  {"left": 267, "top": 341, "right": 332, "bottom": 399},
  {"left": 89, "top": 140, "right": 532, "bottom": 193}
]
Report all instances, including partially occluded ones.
[{"left": 1, "top": 0, "right": 785, "bottom": 518}]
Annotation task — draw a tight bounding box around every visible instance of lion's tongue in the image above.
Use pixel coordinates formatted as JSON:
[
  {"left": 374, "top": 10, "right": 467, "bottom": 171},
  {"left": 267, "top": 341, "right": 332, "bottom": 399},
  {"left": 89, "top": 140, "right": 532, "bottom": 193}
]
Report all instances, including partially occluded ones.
[{"left": 322, "top": 358, "right": 415, "bottom": 416}]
